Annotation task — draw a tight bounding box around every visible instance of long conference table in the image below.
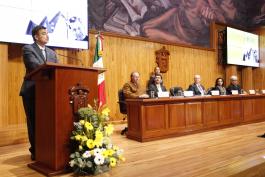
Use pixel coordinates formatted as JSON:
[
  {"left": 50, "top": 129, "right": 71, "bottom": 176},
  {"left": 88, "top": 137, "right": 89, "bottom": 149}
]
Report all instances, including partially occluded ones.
[{"left": 125, "top": 94, "right": 265, "bottom": 142}]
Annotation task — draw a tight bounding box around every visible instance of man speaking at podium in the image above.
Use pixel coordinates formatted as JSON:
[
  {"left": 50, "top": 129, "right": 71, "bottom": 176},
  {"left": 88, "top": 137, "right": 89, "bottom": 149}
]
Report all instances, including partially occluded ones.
[{"left": 19, "top": 25, "right": 58, "bottom": 160}]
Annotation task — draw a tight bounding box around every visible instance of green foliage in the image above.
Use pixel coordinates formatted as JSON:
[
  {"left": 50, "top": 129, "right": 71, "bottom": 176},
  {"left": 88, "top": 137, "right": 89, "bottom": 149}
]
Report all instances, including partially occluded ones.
[{"left": 69, "top": 105, "right": 125, "bottom": 175}]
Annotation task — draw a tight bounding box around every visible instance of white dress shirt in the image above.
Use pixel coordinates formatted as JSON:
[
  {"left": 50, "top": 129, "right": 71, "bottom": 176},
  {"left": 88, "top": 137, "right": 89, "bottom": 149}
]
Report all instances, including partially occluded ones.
[
  {"left": 37, "top": 44, "right": 46, "bottom": 60},
  {"left": 156, "top": 84, "right": 163, "bottom": 92},
  {"left": 197, "top": 84, "right": 204, "bottom": 95}
]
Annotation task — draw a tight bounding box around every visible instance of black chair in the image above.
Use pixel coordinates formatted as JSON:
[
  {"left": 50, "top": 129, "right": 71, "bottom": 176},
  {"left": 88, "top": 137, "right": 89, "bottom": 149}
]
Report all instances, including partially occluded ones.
[
  {"left": 118, "top": 89, "right": 128, "bottom": 135},
  {"left": 206, "top": 87, "right": 215, "bottom": 95},
  {"left": 170, "top": 87, "right": 183, "bottom": 96}
]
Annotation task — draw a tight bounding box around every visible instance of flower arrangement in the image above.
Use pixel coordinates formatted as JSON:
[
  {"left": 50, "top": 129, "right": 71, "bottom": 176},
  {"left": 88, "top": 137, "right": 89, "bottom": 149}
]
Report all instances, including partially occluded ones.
[{"left": 69, "top": 105, "right": 125, "bottom": 175}]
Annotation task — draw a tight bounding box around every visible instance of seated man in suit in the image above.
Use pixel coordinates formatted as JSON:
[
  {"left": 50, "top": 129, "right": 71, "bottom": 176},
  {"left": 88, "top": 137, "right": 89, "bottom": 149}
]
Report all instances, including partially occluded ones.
[
  {"left": 226, "top": 75, "right": 242, "bottom": 95},
  {"left": 187, "top": 75, "right": 206, "bottom": 95},
  {"left": 123, "top": 71, "right": 149, "bottom": 98},
  {"left": 20, "top": 25, "right": 58, "bottom": 160},
  {"left": 147, "top": 66, "right": 161, "bottom": 87},
  {"left": 148, "top": 74, "right": 167, "bottom": 97}
]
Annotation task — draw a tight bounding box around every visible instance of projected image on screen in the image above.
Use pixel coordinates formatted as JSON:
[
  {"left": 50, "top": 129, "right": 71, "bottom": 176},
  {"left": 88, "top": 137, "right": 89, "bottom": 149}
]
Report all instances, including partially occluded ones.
[
  {"left": 0, "top": 0, "right": 88, "bottom": 49},
  {"left": 227, "top": 27, "right": 259, "bottom": 67}
]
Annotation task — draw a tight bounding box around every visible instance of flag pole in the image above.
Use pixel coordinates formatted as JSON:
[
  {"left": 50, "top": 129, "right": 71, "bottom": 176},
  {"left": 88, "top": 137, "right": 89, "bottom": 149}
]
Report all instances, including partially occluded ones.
[{"left": 93, "top": 30, "right": 106, "bottom": 108}]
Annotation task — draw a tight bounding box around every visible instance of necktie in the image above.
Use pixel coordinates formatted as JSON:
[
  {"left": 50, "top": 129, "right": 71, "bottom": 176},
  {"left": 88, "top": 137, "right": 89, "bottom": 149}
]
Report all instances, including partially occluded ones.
[
  {"left": 42, "top": 49, "right": 46, "bottom": 60},
  {"left": 198, "top": 85, "right": 204, "bottom": 95}
]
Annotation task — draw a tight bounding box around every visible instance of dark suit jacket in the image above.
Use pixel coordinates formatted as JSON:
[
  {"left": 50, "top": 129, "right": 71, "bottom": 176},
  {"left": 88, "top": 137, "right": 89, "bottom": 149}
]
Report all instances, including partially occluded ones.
[
  {"left": 226, "top": 84, "right": 241, "bottom": 95},
  {"left": 187, "top": 84, "right": 205, "bottom": 95},
  {"left": 213, "top": 86, "right": 227, "bottom": 95},
  {"left": 148, "top": 84, "right": 167, "bottom": 97},
  {"left": 147, "top": 74, "right": 163, "bottom": 87},
  {"left": 19, "top": 43, "right": 58, "bottom": 97}
]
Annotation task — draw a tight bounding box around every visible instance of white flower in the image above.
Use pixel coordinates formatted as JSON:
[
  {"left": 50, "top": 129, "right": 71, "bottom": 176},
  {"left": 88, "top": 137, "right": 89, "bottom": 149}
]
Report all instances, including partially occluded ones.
[
  {"left": 82, "top": 151, "right": 91, "bottom": 158},
  {"left": 69, "top": 160, "right": 75, "bottom": 167},
  {"left": 94, "top": 155, "right": 105, "bottom": 165},
  {"left": 107, "top": 143, "right": 113, "bottom": 149},
  {"left": 103, "top": 137, "right": 111, "bottom": 145},
  {"left": 94, "top": 148, "right": 102, "bottom": 156},
  {"left": 117, "top": 149, "right": 124, "bottom": 156}
]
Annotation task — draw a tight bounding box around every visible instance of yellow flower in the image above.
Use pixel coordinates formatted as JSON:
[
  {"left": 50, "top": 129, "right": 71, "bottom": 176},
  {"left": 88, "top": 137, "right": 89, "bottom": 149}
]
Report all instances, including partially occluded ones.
[
  {"left": 104, "top": 124, "right": 114, "bottom": 136},
  {"left": 86, "top": 139, "right": 94, "bottom": 149},
  {"left": 113, "top": 145, "right": 119, "bottom": 151},
  {"left": 96, "top": 130, "right": 103, "bottom": 140},
  {"left": 85, "top": 122, "right": 93, "bottom": 130},
  {"left": 107, "top": 149, "right": 114, "bottom": 156},
  {"left": 102, "top": 150, "right": 108, "bottom": 158},
  {"left": 79, "top": 120, "right": 85, "bottom": 125},
  {"left": 75, "top": 135, "right": 82, "bottom": 141},
  {"left": 109, "top": 157, "right": 117, "bottom": 167},
  {"left": 101, "top": 107, "right": 110, "bottom": 117},
  {"left": 118, "top": 155, "right": 126, "bottom": 162},
  {"left": 93, "top": 139, "right": 103, "bottom": 147},
  {"left": 82, "top": 136, "right": 88, "bottom": 142}
]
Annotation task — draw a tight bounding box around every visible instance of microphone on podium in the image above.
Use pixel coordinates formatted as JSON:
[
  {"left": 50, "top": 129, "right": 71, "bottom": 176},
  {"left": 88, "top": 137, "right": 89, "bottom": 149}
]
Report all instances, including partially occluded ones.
[{"left": 56, "top": 53, "right": 84, "bottom": 66}]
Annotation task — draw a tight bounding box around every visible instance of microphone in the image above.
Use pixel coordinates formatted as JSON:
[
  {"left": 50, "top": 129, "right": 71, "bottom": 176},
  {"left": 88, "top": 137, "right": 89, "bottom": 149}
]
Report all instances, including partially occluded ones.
[{"left": 56, "top": 53, "right": 84, "bottom": 66}]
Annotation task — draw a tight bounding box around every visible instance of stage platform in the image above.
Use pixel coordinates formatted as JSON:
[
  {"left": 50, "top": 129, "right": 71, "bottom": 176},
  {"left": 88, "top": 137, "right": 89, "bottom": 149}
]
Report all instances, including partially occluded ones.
[{"left": 1, "top": 123, "right": 265, "bottom": 177}]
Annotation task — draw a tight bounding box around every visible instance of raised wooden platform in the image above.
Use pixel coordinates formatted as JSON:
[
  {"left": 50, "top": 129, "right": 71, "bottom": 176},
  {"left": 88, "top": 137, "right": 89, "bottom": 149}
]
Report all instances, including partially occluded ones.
[{"left": 1, "top": 123, "right": 265, "bottom": 177}]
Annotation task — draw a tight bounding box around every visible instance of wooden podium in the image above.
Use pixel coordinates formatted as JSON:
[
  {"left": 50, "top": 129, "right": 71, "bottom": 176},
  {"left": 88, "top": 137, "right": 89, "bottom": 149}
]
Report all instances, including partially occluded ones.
[{"left": 27, "top": 62, "right": 105, "bottom": 175}]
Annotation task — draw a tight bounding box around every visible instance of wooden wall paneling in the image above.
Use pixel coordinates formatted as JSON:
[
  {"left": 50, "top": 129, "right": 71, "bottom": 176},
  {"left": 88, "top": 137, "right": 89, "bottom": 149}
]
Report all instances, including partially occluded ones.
[
  {"left": 231, "top": 100, "right": 242, "bottom": 123},
  {"left": 219, "top": 99, "right": 242, "bottom": 124},
  {"left": 253, "top": 98, "right": 265, "bottom": 118},
  {"left": 126, "top": 95, "right": 265, "bottom": 142},
  {"left": 253, "top": 28, "right": 265, "bottom": 90},
  {"left": 203, "top": 101, "right": 219, "bottom": 127},
  {"left": 168, "top": 103, "right": 185, "bottom": 130},
  {"left": 243, "top": 99, "right": 254, "bottom": 121},
  {"left": 0, "top": 43, "right": 28, "bottom": 147},
  {"left": 98, "top": 35, "right": 122, "bottom": 120},
  {"left": 211, "top": 23, "right": 227, "bottom": 85},
  {"left": 2, "top": 26, "right": 265, "bottom": 146},
  {"left": 185, "top": 102, "right": 203, "bottom": 130},
  {"left": 0, "top": 34, "right": 233, "bottom": 146},
  {"left": 7, "top": 44, "right": 25, "bottom": 125},
  {"left": 244, "top": 97, "right": 265, "bottom": 121},
  {"left": 55, "top": 49, "right": 68, "bottom": 65},
  {"left": 262, "top": 98, "right": 265, "bottom": 115},
  {"left": 225, "top": 65, "right": 237, "bottom": 87},
  {"left": 102, "top": 36, "right": 158, "bottom": 121},
  {"left": 95, "top": 34, "right": 226, "bottom": 121},
  {"left": 127, "top": 103, "right": 140, "bottom": 133},
  {"left": 242, "top": 67, "right": 253, "bottom": 91},
  {"left": 0, "top": 124, "right": 28, "bottom": 146},
  {"left": 144, "top": 105, "right": 166, "bottom": 131},
  {"left": 219, "top": 100, "right": 232, "bottom": 124},
  {"left": 0, "top": 44, "right": 8, "bottom": 127},
  {"left": 168, "top": 47, "right": 222, "bottom": 91}
]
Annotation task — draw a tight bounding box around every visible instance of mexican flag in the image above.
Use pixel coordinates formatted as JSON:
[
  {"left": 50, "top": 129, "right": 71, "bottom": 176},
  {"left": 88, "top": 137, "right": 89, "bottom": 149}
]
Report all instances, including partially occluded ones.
[{"left": 93, "top": 33, "right": 106, "bottom": 107}]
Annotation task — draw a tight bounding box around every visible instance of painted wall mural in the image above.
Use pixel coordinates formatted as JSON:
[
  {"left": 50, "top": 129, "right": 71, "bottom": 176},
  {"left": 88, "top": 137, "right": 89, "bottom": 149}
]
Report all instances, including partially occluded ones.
[
  {"left": 88, "top": 0, "right": 265, "bottom": 47},
  {"left": 247, "top": 0, "right": 265, "bottom": 27}
]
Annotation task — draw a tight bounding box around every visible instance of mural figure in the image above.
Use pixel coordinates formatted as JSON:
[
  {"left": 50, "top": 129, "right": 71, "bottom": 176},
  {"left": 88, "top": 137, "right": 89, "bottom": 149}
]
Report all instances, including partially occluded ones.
[
  {"left": 251, "top": 2, "right": 265, "bottom": 26},
  {"left": 142, "top": 0, "right": 237, "bottom": 46},
  {"left": 88, "top": 0, "right": 259, "bottom": 47}
]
